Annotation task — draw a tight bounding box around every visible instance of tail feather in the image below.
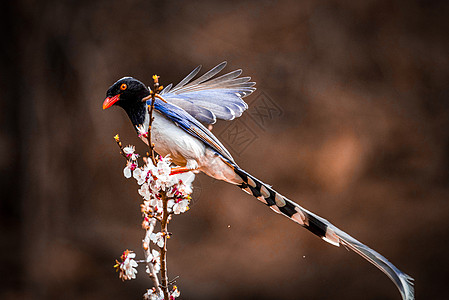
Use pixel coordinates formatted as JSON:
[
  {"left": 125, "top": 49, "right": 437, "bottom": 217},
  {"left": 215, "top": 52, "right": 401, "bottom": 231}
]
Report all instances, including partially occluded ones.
[{"left": 233, "top": 166, "right": 414, "bottom": 300}]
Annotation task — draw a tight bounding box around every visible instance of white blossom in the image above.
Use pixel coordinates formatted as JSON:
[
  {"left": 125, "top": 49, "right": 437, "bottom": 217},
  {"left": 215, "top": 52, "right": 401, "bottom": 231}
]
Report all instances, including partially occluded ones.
[
  {"left": 167, "top": 199, "right": 175, "bottom": 213},
  {"left": 148, "top": 156, "right": 173, "bottom": 190},
  {"left": 149, "top": 198, "right": 163, "bottom": 212},
  {"left": 136, "top": 125, "right": 148, "bottom": 138},
  {"left": 149, "top": 178, "right": 163, "bottom": 193},
  {"left": 143, "top": 288, "right": 163, "bottom": 300},
  {"left": 123, "top": 165, "right": 132, "bottom": 178},
  {"left": 173, "top": 199, "right": 189, "bottom": 214},
  {"left": 116, "top": 250, "right": 138, "bottom": 281},
  {"left": 177, "top": 182, "right": 193, "bottom": 196},
  {"left": 123, "top": 145, "right": 135, "bottom": 155},
  {"left": 123, "top": 161, "right": 137, "bottom": 179},
  {"left": 123, "top": 145, "right": 139, "bottom": 160},
  {"left": 171, "top": 286, "right": 180, "bottom": 298},
  {"left": 135, "top": 165, "right": 150, "bottom": 185},
  {"left": 150, "top": 232, "right": 165, "bottom": 248},
  {"left": 132, "top": 167, "right": 142, "bottom": 181},
  {"left": 139, "top": 183, "right": 152, "bottom": 200},
  {"left": 146, "top": 249, "right": 161, "bottom": 274},
  {"left": 141, "top": 199, "right": 152, "bottom": 214}
]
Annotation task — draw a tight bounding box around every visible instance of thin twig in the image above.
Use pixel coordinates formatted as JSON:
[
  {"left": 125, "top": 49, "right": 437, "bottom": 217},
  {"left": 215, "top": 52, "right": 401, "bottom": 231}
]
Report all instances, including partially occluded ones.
[
  {"left": 159, "top": 190, "right": 170, "bottom": 300},
  {"left": 154, "top": 94, "right": 167, "bottom": 103},
  {"left": 168, "top": 276, "right": 179, "bottom": 285},
  {"left": 144, "top": 75, "right": 164, "bottom": 166},
  {"left": 146, "top": 99, "right": 157, "bottom": 166},
  {"left": 114, "top": 134, "right": 127, "bottom": 159}
]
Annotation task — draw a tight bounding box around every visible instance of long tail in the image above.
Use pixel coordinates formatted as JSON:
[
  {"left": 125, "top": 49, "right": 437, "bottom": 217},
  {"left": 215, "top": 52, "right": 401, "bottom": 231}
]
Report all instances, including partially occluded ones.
[{"left": 233, "top": 166, "right": 414, "bottom": 300}]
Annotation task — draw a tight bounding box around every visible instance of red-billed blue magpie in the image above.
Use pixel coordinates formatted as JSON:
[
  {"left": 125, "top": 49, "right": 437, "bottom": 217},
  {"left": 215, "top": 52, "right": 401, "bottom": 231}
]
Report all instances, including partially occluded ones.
[{"left": 103, "top": 62, "right": 414, "bottom": 300}]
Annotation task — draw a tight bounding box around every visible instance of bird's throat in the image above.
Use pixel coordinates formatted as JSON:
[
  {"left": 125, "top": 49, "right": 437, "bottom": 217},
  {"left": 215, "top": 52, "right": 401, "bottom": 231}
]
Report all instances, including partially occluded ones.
[{"left": 124, "top": 102, "right": 147, "bottom": 129}]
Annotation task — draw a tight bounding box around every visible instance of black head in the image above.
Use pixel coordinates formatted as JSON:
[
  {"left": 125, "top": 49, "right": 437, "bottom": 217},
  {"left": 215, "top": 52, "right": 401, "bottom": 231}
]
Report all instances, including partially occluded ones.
[{"left": 103, "top": 77, "right": 150, "bottom": 126}]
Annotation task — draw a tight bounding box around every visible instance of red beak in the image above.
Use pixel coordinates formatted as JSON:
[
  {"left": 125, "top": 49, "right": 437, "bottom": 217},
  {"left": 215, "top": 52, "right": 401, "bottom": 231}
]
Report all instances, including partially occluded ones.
[{"left": 103, "top": 94, "right": 120, "bottom": 110}]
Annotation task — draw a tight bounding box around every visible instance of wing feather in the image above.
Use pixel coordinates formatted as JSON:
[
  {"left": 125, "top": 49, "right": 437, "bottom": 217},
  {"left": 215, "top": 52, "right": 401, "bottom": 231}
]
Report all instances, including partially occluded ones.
[
  {"left": 162, "top": 62, "right": 255, "bottom": 124},
  {"left": 171, "top": 65, "right": 202, "bottom": 91},
  {"left": 152, "top": 99, "right": 235, "bottom": 163},
  {"left": 180, "top": 61, "right": 227, "bottom": 88}
]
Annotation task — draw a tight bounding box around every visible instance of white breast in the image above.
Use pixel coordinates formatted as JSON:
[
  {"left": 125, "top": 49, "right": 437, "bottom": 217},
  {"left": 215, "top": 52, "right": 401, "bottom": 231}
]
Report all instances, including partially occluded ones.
[
  {"left": 140, "top": 110, "right": 206, "bottom": 166},
  {"left": 140, "top": 110, "right": 242, "bottom": 185}
]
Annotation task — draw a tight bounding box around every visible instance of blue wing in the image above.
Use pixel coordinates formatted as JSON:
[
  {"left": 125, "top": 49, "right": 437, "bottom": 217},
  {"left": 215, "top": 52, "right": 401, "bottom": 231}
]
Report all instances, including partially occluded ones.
[
  {"left": 151, "top": 99, "right": 236, "bottom": 163},
  {"left": 159, "top": 62, "right": 256, "bottom": 124}
]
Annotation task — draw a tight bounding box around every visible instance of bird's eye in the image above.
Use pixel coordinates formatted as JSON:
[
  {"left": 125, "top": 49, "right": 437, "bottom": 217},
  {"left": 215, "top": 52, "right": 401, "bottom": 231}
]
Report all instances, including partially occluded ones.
[{"left": 120, "top": 83, "right": 127, "bottom": 91}]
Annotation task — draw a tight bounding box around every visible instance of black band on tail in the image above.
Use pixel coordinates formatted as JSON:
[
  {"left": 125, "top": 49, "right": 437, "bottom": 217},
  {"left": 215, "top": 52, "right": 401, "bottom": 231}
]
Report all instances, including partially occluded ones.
[
  {"left": 236, "top": 167, "right": 327, "bottom": 238},
  {"left": 233, "top": 165, "right": 414, "bottom": 300}
]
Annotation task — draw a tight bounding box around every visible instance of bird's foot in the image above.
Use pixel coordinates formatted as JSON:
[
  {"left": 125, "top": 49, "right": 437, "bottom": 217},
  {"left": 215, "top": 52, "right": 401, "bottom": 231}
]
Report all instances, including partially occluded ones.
[{"left": 170, "top": 166, "right": 195, "bottom": 175}]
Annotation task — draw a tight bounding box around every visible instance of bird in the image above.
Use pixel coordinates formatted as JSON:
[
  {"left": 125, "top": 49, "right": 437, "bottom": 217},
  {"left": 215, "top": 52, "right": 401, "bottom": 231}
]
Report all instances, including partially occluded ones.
[{"left": 103, "top": 62, "right": 414, "bottom": 300}]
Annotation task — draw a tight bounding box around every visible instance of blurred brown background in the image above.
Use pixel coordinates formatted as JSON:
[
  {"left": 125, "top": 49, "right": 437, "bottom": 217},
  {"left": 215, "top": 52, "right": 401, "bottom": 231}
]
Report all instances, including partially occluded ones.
[{"left": 2, "top": 0, "right": 448, "bottom": 299}]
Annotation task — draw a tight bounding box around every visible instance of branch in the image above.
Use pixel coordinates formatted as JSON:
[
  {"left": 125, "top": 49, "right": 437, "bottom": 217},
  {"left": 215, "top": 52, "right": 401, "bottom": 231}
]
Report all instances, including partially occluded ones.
[
  {"left": 142, "top": 75, "right": 165, "bottom": 166},
  {"left": 114, "top": 134, "right": 128, "bottom": 159},
  {"left": 159, "top": 190, "right": 170, "bottom": 300},
  {"left": 113, "top": 74, "right": 188, "bottom": 300}
]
